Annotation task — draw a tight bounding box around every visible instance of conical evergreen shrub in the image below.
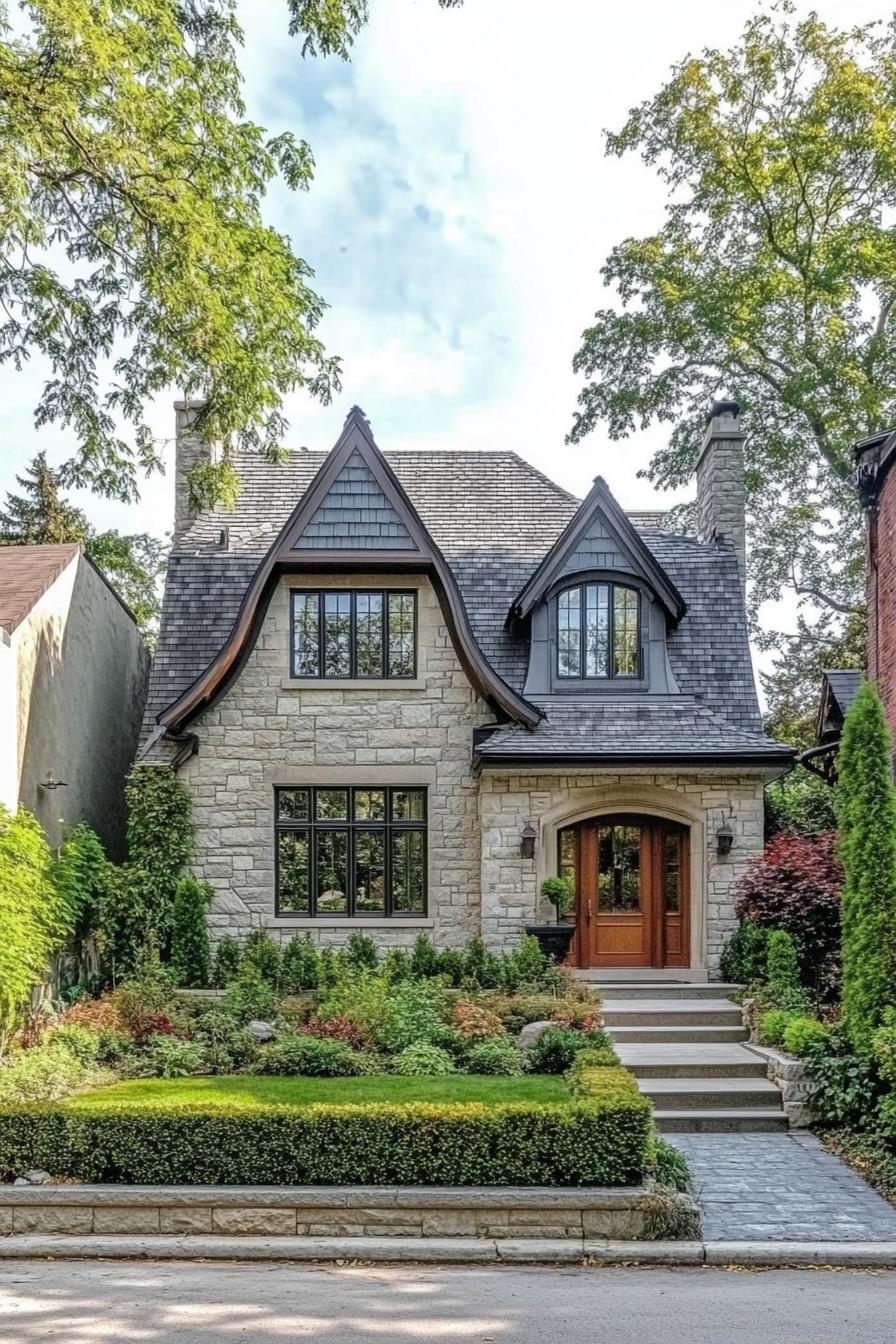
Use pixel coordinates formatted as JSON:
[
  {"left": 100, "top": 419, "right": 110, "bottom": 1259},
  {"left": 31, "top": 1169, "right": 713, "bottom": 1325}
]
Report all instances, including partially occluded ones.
[
  {"left": 170, "top": 876, "right": 212, "bottom": 988},
  {"left": 835, "top": 681, "right": 896, "bottom": 1053}
]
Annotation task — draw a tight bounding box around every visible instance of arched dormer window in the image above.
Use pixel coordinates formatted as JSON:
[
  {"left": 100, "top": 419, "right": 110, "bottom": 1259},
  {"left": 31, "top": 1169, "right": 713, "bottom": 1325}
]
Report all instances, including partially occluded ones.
[{"left": 557, "top": 582, "right": 640, "bottom": 680}]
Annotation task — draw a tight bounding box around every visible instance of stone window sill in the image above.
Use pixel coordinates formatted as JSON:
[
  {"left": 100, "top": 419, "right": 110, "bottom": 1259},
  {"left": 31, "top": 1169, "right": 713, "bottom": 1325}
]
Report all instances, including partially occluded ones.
[
  {"left": 281, "top": 677, "right": 427, "bottom": 692},
  {"left": 265, "top": 917, "right": 434, "bottom": 930}
]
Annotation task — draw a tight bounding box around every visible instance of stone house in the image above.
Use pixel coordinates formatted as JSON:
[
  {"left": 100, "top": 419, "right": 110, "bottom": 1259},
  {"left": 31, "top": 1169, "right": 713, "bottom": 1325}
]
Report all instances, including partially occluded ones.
[
  {"left": 0, "top": 543, "right": 149, "bottom": 855},
  {"left": 140, "top": 399, "right": 793, "bottom": 977}
]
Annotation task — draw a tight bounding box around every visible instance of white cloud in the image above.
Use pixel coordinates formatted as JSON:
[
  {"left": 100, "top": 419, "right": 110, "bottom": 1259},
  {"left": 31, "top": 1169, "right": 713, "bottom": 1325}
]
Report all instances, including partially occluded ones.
[{"left": 0, "top": 0, "right": 881, "bottom": 685}]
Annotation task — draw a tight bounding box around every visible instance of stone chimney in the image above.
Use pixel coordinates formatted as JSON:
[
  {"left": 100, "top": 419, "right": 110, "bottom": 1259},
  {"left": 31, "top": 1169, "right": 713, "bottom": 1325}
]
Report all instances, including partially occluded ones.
[
  {"left": 696, "top": 400, "right": 747, "bottom": 595},
  {"left": 173, "top": 398, "right": 216, "bottom": 543}
]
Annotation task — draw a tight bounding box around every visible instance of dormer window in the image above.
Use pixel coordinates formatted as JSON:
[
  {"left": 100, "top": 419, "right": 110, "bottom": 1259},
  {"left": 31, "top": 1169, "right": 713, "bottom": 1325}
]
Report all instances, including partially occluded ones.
[{"left": 557, "top": 582, "right": 640, "bottom": 679}]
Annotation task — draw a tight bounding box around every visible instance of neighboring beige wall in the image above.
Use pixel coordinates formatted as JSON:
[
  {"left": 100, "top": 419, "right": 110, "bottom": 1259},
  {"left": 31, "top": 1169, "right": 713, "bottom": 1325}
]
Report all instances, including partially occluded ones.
[
  {"left": 182, "top": 574, "right": 493, "bottom": 948},
  {"left": 0, "top": 631, "right": 16, "bottom": 812},
  {"left": 14, "top": 554, "right": 149, "bottom": 856},
  {"left": 478, "top": 768, "right": 768, "bottom": 975}
]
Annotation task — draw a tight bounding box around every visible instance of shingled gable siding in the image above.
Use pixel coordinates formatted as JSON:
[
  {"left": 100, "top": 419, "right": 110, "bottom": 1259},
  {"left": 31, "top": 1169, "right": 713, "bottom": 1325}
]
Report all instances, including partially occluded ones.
[
  {"left": 178, "top": 574, "right": 494, "bottom": 949},
  {"left": 478, "top": 771, "right": 766, "bottom": 973}
]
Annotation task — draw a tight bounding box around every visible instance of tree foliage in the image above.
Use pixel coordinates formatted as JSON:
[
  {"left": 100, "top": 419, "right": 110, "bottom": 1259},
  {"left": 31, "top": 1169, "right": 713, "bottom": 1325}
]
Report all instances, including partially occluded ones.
[
  {"left": 835, "top": 682, "right": 896, "bottom": 1052},
  {"left": 0, "top": 453, "right": 166, "bottom": 640},
  {"left": 0, "top": 806, "right": 72, "bottom": 1048},
  {"left": 569, "top": 7, "right": 896, "bottom": 699},
  {"left": 0, "top": 0, "right": 461, "bottom": 508}
]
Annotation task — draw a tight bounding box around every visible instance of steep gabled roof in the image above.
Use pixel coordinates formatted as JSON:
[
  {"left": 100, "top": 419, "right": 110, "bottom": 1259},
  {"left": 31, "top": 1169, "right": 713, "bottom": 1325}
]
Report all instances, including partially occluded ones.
[
  {"left": 508, "top": 476, "right": 686, "bottom": 623},
  {"left": 0, "top": 543, "right": 80, "bottom": 633},
  {"left": 816, "top": 668, "right": 863, "bottom": 744},
  {"left": 152, "top": 409, "right": 543, "bottom": 740}
]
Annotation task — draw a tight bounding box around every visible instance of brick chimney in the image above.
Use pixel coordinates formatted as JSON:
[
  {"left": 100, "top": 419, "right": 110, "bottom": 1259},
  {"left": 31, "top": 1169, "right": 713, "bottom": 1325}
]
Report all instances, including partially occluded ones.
[
  {"left": 696, "top": 400, "right": 747, "bottom": 595},
  {"left": 173, "top": 399, "right": 216, "bottom": 543}
]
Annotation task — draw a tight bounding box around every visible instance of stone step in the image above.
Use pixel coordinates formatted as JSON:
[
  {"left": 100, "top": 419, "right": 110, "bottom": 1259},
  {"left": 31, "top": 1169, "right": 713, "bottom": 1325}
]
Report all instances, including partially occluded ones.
[
  {"left": 654, "top": 1109, "right": 789, "bottom": 1133},
  {"left": 615, "top": 1044, "right": 768, "bottom": 1079},
  {"left": 598, "top": 983, "right": 741, "bottom": 1001},
  {"left": 601, "top": 999, "right": 743, "bottom": 1027},
  {"left": 639, "top": 1078, "right": 782, "bottom": 1110},
  {"left": 608, "top": 1024, "right": 748, "bottom": 1044}
]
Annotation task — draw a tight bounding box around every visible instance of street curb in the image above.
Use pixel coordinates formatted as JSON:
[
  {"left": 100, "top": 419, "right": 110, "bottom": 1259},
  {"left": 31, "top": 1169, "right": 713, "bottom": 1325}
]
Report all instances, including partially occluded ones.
[{"left": 2, "top": 1236, "right": 896, "bottom": 1266}]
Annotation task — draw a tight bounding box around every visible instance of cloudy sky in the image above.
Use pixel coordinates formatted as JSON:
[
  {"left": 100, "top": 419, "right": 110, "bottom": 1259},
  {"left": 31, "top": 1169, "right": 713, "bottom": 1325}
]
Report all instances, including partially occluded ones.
[{"left": 0, "top": 0, "right": 883, "bottom": 545}]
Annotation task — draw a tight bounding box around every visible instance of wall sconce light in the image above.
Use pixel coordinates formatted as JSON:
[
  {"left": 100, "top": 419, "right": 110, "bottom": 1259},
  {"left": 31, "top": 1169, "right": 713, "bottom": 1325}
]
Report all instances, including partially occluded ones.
[
  {"left": 716, "top": 821, "right": 734, "bottom": 856},
  {"left": 38, "top": 773, "right": 68, "bottom": 791},
  {"left": 520, "top": 822, "right": 536, "bottom": 860}
]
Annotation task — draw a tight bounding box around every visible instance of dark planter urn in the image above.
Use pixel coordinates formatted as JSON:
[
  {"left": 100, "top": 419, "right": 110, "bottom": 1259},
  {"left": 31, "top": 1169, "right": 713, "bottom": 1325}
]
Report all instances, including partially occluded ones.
[{"left": 525, "top": 923, "right": 576, "bottom": 964}]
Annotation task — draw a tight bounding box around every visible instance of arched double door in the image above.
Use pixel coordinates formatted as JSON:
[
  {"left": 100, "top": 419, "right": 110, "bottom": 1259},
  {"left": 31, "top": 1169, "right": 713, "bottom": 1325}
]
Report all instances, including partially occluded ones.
[{"left": 558, "top": 814, "right": 690, "bottom": 968}]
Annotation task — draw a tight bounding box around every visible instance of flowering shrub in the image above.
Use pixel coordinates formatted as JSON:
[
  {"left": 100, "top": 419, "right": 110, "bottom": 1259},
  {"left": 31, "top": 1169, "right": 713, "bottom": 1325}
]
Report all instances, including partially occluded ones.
[
  {"left": 451, "top": 999, "right": 503, "bottom": 1041},
  {"left": 735, "top": 831, "right": 842, "bottom": 997},
  {"left": 62, "top": 993, "right": 129, "bottom": 1035},
  {"left": 551, "top": 1004, "right": 602, "bottom": 1031}
]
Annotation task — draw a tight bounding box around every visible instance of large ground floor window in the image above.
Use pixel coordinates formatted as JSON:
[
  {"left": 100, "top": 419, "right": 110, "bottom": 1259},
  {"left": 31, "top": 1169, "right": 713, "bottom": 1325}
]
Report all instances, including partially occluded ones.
[{"left": 275, "top": 786, "right": 427, "bottom": 917}]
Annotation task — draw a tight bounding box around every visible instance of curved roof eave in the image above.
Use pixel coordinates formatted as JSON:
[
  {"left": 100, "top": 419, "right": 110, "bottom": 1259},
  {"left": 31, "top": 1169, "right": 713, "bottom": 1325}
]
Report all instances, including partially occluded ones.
[{"left": 156, "top": 409, "right": 543, "bottom": 737}]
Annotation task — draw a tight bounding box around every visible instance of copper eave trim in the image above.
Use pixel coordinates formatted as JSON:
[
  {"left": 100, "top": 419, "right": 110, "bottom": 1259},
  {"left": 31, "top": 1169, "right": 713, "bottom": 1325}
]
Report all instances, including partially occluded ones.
[{"left": 156, "top": 411, "right": 543, "bottom": 736}]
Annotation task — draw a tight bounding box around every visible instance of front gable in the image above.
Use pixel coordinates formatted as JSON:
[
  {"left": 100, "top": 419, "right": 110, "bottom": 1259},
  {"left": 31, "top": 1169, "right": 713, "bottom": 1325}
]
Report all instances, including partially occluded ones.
[
  {"left": 293, "top": 450, "right": 418, "bottom": 552},
  {"left": 151, "top": 407, "right": 542, "bottom": 742}
]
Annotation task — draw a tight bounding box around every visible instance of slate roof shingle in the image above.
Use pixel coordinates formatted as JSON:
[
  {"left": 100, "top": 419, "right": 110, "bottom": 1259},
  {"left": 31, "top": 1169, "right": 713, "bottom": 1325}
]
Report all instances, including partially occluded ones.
[{"left": 142, "top": 447, "right": 790, "bottom": 764}]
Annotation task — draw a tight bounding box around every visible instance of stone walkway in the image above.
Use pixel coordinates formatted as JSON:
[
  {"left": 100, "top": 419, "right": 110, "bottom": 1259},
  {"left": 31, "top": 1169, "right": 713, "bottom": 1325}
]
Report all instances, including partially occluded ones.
[{"left": 673, "top": 1132, "right": 896, "bottom": 1242}]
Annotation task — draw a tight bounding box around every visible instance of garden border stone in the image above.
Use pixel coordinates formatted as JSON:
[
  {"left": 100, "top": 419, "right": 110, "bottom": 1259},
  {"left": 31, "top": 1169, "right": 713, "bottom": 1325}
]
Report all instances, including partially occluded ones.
[
  {"left": 743, "top": 1043, "right": 811, "bottom": 1127},
  {"left": 0, "top": 1183, "right": 692, "bottom": 1242}
]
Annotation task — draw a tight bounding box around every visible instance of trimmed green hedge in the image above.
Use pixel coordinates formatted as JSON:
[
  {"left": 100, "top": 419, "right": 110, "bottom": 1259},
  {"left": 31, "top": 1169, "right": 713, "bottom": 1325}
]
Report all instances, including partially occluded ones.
[{"left": 0, "top": 1091, "right": 651, "bottom": 1187}]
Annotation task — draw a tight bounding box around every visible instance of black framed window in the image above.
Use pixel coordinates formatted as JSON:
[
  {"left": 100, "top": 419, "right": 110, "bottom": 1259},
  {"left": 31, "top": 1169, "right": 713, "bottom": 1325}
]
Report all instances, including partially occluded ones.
[
  {"left": 275, "top": 786, "right": 427, "bottom": 917},
  {"left": 290, "top": 590, "right": 417, "bottom": 679},
  {"left": 557, "top": 581, "right": 640, "bottom": 679}
]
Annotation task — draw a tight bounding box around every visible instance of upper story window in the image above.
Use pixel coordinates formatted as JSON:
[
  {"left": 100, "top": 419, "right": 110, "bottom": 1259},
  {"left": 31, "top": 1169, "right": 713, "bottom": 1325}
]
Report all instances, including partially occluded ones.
[
  {"left": 557, "top": 582, "right": 640, "bottom": 679},
  {"left": 290, "top": 589, "right": 417, "bottom": 680}
]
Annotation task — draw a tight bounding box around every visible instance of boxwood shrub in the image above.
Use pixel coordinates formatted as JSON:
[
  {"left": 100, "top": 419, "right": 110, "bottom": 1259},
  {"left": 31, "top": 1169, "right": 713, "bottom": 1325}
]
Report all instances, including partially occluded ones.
[{"left": 0, "top": 1086, "right": 651, "bottom": 1187}]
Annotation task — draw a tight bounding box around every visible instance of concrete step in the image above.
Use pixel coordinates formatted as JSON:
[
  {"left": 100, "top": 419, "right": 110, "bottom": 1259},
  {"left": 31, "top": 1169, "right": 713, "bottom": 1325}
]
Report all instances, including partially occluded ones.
[
  {"left": 602, "top": 999, "right": 743, "bottom": 1027},
  {"left": 608, "top": 1024, "right": 747, "bottom": 1044},
  {"left": 639, "top": 1078, "right": 782, "bottom": 1110},
  {"left": 616, "top": 1044, "right": 768, "bottom": 1079},
  {"left": 654, "top": 1108, "right": 789, "bottom": 1133},
  {"left": 598, "top": 983, "right": 741, "bottom": 1001}
]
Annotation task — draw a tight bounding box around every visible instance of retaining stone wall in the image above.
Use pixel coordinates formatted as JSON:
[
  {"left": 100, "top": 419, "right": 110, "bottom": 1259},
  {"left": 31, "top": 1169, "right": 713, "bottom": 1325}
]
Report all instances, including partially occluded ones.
[{"left": 0, "top": 1185, "right": 694, "bottom": 1241}]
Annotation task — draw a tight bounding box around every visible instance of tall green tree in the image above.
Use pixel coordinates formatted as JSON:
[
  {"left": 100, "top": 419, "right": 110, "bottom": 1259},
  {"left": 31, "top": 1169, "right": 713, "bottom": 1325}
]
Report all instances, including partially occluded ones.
[
  {"left": 0, "top": 454, "right": 166, "bottom": 641},
  {"left": 568, "top": 7, "right": 894, "bottom": 714},
  {"left": 835, "top": 682, "right": 896, "bottom": 1053},
  {"left": 0, "top": 0, "right": 460, "bottom": 510}
]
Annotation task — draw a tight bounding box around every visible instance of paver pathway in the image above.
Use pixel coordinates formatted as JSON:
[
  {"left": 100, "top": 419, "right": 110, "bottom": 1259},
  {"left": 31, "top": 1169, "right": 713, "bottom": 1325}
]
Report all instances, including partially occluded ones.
[{"left": 673, "top": 1131, "right": 896, "bottom": 1241}]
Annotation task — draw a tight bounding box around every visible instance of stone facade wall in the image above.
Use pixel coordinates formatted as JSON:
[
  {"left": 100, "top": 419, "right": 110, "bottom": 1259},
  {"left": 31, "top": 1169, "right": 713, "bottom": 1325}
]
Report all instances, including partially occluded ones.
[
  {"left": 181, "top": 573, "right": 492, "bottom": 949},
  {"left": 696, "top": 409, "right": 747, "bottom": 596},
  {"left": 478, "top": 769, "right": 767, "bottom": 973}
]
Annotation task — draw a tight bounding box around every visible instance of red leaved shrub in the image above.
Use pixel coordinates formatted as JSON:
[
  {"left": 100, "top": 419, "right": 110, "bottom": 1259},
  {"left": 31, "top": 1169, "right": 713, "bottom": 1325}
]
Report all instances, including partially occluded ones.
[
  {"left": 129, "top": 1011, "right": 176, "bottom": 1044},
  {"left": 301, "top": 1015, "right": 373, "bottom": 1051},
  {"left": 735, "top": 831, "right": 843, "bottom": 998}
]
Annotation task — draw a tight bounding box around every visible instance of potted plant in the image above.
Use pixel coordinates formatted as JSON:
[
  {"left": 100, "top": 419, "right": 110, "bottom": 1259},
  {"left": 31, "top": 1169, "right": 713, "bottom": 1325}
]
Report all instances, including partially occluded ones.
[{"left": 526, "top": 877, "right": 576, "bottom": 962}]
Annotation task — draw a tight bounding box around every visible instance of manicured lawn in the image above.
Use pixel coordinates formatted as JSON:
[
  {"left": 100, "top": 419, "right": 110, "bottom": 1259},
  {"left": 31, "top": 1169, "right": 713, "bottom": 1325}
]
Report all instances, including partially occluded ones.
[{"left": 63, "top": 1074, "right": 569, "bottom": 1111}]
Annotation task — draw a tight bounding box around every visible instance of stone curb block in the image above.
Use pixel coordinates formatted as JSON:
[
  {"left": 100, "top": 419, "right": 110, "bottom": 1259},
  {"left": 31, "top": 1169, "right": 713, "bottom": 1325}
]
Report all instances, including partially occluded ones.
[
  {"left": 3, "top": 1236, "right": 896, "bottom": 1266},
  {"left": 0, "top": 1184, "right": 653, "bottom": 1210}
]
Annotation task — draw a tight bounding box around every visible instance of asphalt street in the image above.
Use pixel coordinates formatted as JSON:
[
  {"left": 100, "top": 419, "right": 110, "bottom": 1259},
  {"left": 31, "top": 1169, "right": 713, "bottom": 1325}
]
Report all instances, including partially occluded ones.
[{"left": 0, "top": 1261, "right": 892, "bottom": 1344}]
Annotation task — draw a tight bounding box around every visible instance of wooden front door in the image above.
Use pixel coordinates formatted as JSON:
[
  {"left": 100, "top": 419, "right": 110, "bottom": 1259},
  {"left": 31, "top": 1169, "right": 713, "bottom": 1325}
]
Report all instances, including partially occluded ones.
[{"left": 561, "top": 815, "right": 690, "bottom": 969}]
